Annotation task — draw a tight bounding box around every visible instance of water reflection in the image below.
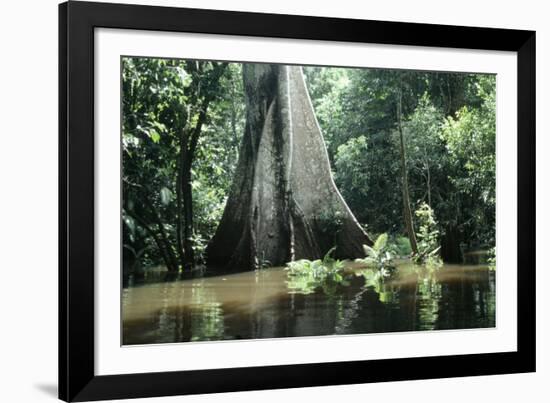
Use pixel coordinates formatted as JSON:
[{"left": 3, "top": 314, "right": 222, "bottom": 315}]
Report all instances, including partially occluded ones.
[{"left": 122, "top": 263, "right": 495, "bottom": 345}]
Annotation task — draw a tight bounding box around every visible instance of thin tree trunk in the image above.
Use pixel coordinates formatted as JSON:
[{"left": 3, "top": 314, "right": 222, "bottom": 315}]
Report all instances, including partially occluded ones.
[
  {"left": 182, "top": 160, "right": 194, "bottom": 268},
  {"left": 175, "top": 130, "right": 187, "bottom": 269},
  {"left": 397, "top": 88, "right": 418, "bottom": 255},
  {"left": 178, "top": 97, "right": 214, "bottom": 268},
  {"left": 426, "top": 161, "right": 432, "bottom": 207},
  {"left": 125, "top": 209, "right": 178, "bottom": 272},
  {"left": 176, "top": 62, "right": 227, "bottom": 269},
  {"left": 207, "top": 65, "right": 372, "bottom": 272},
  {"left": 143, "top": 199, "right": 180, "bottom": 271}
]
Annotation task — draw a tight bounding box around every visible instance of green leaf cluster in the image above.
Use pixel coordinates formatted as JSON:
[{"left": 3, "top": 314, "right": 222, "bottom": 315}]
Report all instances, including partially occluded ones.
[
  {"left": 285, "top": 247, "right": 348, "bottom": 295},
  {"left": 355, "top": 233, "right": 396, "bottom": 276}
]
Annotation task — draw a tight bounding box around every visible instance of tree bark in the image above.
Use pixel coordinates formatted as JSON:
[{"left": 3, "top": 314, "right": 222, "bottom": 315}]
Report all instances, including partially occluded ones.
[
  {"left": 206, "top": 65, "right": 372, "bottom": 272},
  {"left": 397, "top": 88, "right": 418, "bottom": 255},
  {"left": 175, "top": 129, "right": 188, "bottom": 269},
  {"left": 181, "top": 159, "right": 194, "bottom": 268}
]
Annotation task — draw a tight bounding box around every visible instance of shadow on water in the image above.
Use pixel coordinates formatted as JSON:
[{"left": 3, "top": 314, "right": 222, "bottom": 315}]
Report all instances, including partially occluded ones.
[{"left": 122, "top": 262, "right": 495, "bottom": 345}]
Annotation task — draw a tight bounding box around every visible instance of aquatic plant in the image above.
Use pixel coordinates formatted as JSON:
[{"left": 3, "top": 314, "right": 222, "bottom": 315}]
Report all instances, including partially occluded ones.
[
  {"left": 413, "top": 203, "right": 443, "bottom": 268},
  {"left": 394, "top": 235, "right": 412, "bottom": 257},
  {"left": 354, "top": 267, "right": 398, "bottom": 304},
  {"left": 285, "top": 247, "right": 348, "bottom": 294},
  {"left": 424, "top": 254, "right": 443, "bottom": 271},
  {"left": 415, "top": 268, "right": 443, "bottom": 330},
  {"left": 355, "top": 233, "right": 396, "bottom": 277},
  {"left": 487, "top": 246, "right": 496, "bottom": 270}
]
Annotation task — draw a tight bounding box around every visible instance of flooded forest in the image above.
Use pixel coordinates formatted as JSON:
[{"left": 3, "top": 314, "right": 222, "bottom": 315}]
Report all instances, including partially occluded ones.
[{"left": 122, "top": 58, "right": 496, "bottom": 344}]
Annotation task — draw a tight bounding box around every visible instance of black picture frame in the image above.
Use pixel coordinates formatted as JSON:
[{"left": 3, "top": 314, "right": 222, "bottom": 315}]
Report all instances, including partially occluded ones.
[{"left": 59, "top": 1, "right": 536, "bottom": 401}]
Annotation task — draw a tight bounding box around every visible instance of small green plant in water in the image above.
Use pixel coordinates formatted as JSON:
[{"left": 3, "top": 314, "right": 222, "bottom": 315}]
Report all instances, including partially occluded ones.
[
  {"left": 394, "top": 235, "right": 412, "bottom": 257},
  {"left": 487, "top": 246, "right": 496, "bottom": 271},
  {"left": 353, "top": 267, "right": 398, "bottom": 304},
  {"left": 285, "top": 247, "right": 347, "bottom": 295},
  {"left": 353, "top": 234, "right": 398, "bottom": 303},
  {"left": 424, "top": 255, "right": 443, "bottom": 271},
  {"left": 355, "top": 233, "right": 396, "bottom": 277},
  {"left": 413, "top": 203, "right": 443, "bottom": 269}
]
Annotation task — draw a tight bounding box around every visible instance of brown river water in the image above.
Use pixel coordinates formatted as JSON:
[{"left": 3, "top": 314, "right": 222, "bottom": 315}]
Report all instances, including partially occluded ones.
[{"left": 122, "top": 263, "right": 495, "bottom": 345}]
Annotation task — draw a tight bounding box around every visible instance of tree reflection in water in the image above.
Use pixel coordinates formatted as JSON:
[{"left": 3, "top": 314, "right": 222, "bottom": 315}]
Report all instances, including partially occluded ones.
[{"left": 122, "top": 262, "right": 495, "bottom": 345}]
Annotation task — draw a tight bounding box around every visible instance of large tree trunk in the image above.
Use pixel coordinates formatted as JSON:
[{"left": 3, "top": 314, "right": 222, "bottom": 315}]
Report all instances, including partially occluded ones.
[{"left": 206, "top": 65, "right": 372, "bottom": 272}]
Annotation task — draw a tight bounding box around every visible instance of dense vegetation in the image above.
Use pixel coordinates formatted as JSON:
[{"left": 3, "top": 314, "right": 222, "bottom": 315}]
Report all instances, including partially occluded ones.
[{"left": 122, "top": 57, "right": 495, "bottom": 274}]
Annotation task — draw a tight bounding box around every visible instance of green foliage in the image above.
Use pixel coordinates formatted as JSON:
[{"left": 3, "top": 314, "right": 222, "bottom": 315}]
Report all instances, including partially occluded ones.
[
  {"left": 424, "top": 255, "right": 444, "bottom": 271},
  {"left": 307, "top": 68, "right": 496, "bottom": 258},
  {"left": 192, "top": 63, "right": 246, "bottom": 241},
  {"left": 354, "top": 266, "right": 399, "bottom": 304},
  {"left": 413, "top": 203, "right": 442, "bottom": 268},
  {"left": 122, "top": 57, "right": 244, "bottom": 271},
  {"left": 303, "top": 67, "right": 350, "bottom": 153},
  {"left": 487, "top": 246, "right": 496, "bottom": 271},
  {"left": 439, "top": 76, "right": 496, "bottom": 249},
  {"left": 355, "top": 233, "right": 396, "bottom": 276},
  {"left": 285, "top": 247, "right": 348, "bottom": 295},
  {"left": 334, "top": 136, "right": 373, "bottom": 224},
  {"left": 189, "top": 232, "right": 208, "bottom": 265},
  {"left": 414, "top": 265, "right": 443, "bottom": 327},
  {"left": 394, "top": 236, "right": 412, "bottom": 256},
  {"left": 373, "top": 233, "right": 388, "bottom": 251},
  {"left": 317, "top": 210, "right": 345, "bottom": 235},
  {"left": 400, "top": 94, "right": 446, "bottom": 206}
]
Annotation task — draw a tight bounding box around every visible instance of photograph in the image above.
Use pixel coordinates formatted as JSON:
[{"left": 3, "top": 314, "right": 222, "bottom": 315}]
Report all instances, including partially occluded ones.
[{"left": 121, "top": 57, "right": 497, "bottom": 345}]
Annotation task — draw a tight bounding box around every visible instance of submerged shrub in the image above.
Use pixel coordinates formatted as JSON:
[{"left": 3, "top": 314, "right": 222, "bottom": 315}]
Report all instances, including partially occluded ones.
[
  {"left": 487, "top": 246, "right": 496, "bottom": 271},
  {"left": 424, "top": 254, "right": 443, "bottom": 271},
  {"left": 355, "top": 233, "right": 396, "bottom": 277},
  {"left": 354, "top": 267, "right": 398, "bottom": 304},
  {"left": 285, "top": 247, "right": 347, "bottom": 295},
  {"left": 413, "top": 203, "right": 442, "bottom": 268},
  {"left": 394, "top": 235, "right": 412, "bottom": 256}
]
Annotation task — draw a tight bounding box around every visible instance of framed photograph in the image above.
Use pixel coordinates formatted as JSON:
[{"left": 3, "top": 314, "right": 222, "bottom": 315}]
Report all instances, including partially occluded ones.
[{"left": 59, "top": 1, "right": 535, "bottom": 401}]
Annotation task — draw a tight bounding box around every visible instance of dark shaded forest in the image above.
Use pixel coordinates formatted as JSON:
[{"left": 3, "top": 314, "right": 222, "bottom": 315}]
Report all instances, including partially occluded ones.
[{"left": 122, "top": 57, "right": 495, "bottom": 275}]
